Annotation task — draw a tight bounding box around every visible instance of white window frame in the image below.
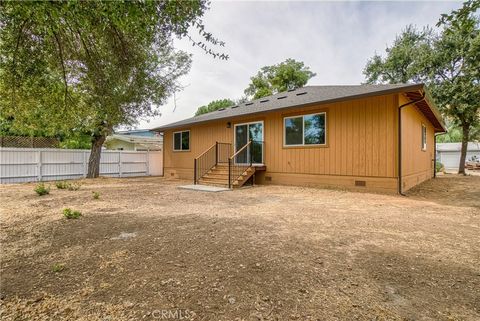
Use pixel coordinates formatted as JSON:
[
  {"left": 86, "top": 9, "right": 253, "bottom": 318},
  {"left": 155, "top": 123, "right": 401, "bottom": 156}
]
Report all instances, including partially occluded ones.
[
  {"left": 283, "top": 112, "right": 327, "bottom": 147},
  {"left": 173, "top": 130, "right": 190, "bottom": 151},
  {"left": 421, "top": 124, "right": 427, "bottom": 151},
  {"left": 233, "top": 120, "right": 264, "bottom": 165}
]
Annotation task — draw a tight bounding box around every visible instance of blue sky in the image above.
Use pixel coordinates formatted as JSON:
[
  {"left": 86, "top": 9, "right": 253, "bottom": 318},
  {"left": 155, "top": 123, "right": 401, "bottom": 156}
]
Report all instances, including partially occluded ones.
[{"left": 138, "top": 0, "right": 462, "bottom": 130}]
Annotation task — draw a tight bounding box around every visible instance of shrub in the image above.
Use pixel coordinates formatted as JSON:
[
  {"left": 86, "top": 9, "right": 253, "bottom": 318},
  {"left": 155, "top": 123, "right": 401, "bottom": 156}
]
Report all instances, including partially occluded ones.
[
  {"left": 51, "top": 263, "right": 65, "bottom": 273},
  {"left": 435, "top": 161, "right": 444, "bottom": 173},
  {"left": 67, "top": 182, "right": 81, "bottom": 191},
  {"left": 34, "top": 183, "right": 50, "bottom": 196},
  {"left": 92, "top": 191, "right": 100, "bottom": 199},
  {"left": 55, "top": 181, "right": 70, "bottom": 189},
  {"left": 63, "top": 208, "right": 82, "bottom": 219}
]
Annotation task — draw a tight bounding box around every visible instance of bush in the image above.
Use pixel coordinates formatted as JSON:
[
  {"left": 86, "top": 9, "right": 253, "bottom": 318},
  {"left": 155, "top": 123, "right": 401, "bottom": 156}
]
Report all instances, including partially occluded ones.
[
  {"left": 435, "top": 161, "right": 444, "bottom": 173},
  {"left": 67, "top": 182, "right": 81, "bottom": 191},
  {"left": 92, "top": 191, "right": 100, "bottom": 199},
  {"left": 51, "top": 263, "right": 65, "bottom": 273},
  {"left": 34, "top": 183, "right": 50, "bottom": 196},
  {"left": 55, "top": 181, "right": 70, "bottom": 189},
  {"left": 63, "top": 208, "right": 82, "bottom": 219}
]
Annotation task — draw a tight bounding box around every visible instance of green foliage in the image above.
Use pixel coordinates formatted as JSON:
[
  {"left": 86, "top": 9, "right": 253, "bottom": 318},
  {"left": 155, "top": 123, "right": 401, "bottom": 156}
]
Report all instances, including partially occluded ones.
[
  {"left": 244, "top": 58, "right": 316, "bottom": 99},
  {"left": 0, "top": 1, "right": 226, "bottom": 176},
  {"left": 437, "top": 127, "right": 463, "bottom": 143},
  {"left": 55, "top": 181, "right": 69, "bottom": 189},
  {"left": 364, "top": 1, "right": 480, "bottom": 173},
  {"left": 92, "top": 191, "right": 100, "bottom": 200},
  {"left": 63, "top": 208, "right": 82, "bottom": 219},
  {"left": 51, "top": 263, "right": 65, "bottom": 273},
  {"left": 67, "top": 182, "right": 81, "bottom": 191},
  {"left": 195, "top": 98, "right": 235, "bottom": 116},
  {"left": 436, "top": 161, "right": 444, "bottom": 173},
  {"left": 54, "top": 181, "right": 80, "bottom": 190},
  {"left": 34, "top": 183, "right": 50, "bottom": 196},
  {"left": 58, "top": 132, "right": 92, "bottom": 149}
]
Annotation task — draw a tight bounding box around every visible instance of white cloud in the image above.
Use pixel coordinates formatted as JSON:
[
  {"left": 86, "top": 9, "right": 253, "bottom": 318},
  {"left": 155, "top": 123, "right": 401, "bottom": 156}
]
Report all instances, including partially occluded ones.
[{"left": 138, "top": 0, "right": 462, "bottom": 129}]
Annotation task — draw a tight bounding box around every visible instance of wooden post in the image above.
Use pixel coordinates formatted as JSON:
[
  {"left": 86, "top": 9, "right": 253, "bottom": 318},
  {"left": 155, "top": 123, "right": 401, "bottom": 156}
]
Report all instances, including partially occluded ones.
[
  {"left": 146, "top": 150, "right": 150, "bottom": 176},
  {"left": 37, "top": 150, "right": 42, "bottom": 181},
  {"left": 83, "top": 151, "right": 87, "bottom": 178},
  {"left": 118, "top": 151, "right": 123, "bottom": 177}
]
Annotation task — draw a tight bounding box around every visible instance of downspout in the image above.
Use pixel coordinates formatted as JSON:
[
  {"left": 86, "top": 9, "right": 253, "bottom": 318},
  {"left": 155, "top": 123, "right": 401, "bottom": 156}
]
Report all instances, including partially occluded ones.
[
  {"left": 398, "top": 92, "right": 426, "bottom": 196},
  {"left": 433, "top": 133, "right": 438, "bottom": 178}
]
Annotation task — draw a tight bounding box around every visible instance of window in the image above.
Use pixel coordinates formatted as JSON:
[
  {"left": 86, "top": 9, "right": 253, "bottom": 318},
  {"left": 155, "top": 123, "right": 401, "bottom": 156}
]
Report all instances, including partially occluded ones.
[
  {"left": 421, "top": 124, "right": 427, "bottom": 151},
  {"left": 284, "top": 112, "right": 326, "bottom": 146},
  {"left": 173, "top": 130, "right": 190, "bottom": 151}
]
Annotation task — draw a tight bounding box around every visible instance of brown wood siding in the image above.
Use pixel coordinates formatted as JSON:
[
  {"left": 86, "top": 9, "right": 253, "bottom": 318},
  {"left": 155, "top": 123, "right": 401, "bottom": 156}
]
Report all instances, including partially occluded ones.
[
  {"left": 399, "top": 94, "right": 435, "bottom": 191},
  {"left": 164, "top": 94, "right": 399, "bottom": 185}
]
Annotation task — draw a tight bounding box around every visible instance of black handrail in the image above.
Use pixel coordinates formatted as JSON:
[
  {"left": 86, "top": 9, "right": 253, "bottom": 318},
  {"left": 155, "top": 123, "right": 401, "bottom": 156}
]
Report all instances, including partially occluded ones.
[
  {"left": 194, "top": 142, "right": 231, "bottom": 184},
  {"left": 194, "top": 140, "right": 263, "bottom": 188},
  {"left": 228, "top": 140, "right": 264, "bottom": 188}
]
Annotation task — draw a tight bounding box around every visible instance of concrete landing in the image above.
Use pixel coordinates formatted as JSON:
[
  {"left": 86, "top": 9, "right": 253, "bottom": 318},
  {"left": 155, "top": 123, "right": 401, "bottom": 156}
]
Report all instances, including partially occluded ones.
[{"left": 178, "top": 184, "right": 230, "bottom": 192}]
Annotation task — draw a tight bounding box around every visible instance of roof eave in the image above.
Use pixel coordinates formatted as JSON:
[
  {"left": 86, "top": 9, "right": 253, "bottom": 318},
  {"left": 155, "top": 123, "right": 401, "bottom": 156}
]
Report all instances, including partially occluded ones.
[{"left": 422, "top": 87, "right": 447, "bottom": 133}]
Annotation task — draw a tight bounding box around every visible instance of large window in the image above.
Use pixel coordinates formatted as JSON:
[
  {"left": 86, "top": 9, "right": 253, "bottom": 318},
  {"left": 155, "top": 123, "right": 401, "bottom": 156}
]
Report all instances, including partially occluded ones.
[
  {"left": 284, "top": 112, "right": 326, "bottom": 146},
  {"left": 421, "top": 124, "right": 427, "bottom": 151},
  {"left": 173, "top": 130, "right": 190, "bottom": 151}
]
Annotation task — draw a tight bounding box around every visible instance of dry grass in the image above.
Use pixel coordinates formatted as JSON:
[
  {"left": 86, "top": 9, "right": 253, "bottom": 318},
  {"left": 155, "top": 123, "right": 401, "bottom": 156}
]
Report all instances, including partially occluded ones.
[{"left": 0, "top": 175, "right": 479, "bottom": 321}]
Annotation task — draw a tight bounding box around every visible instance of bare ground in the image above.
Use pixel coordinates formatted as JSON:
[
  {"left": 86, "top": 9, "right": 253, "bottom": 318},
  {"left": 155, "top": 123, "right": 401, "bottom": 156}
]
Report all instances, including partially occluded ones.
[{"left": 0, "top": 175, "right": 479, "bottom": 321}]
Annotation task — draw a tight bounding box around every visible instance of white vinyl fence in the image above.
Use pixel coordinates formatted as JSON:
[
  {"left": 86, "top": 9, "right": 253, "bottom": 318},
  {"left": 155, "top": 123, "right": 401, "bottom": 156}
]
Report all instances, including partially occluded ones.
[{"left": 0, "top": 148, "right": 163, "bottom": 184}]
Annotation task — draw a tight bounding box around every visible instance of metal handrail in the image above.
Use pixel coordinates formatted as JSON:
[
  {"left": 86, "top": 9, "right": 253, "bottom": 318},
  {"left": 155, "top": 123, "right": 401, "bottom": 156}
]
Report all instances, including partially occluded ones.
[
  {"left": 195, "top": 143, "right": 217, "bottom": 160},
  {"left": 194, "top": 142, "right": 231, "bottom": 185},
  {"left": 229, "top": 140, "right": 252, "bottom": 160}
]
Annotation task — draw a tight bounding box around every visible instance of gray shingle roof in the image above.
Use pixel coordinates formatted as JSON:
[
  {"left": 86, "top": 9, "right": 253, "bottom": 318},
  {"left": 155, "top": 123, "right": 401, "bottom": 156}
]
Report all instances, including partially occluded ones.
[{"left": 153, "top": 84, "right": 425, "bottom": 131}]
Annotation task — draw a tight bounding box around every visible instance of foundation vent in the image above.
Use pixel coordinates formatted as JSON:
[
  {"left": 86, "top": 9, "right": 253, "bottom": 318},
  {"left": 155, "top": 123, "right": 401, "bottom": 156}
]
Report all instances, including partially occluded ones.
[
  {"left": 265, "top": 176, "right": 272, "bottom": 182},
  {"left": 355, "top": 180, "right": 366, "bottom": 187}
]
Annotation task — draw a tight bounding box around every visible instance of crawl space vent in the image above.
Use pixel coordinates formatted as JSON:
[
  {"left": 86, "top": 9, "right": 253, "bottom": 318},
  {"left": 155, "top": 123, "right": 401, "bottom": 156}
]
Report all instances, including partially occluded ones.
[
  {"left": 355, "top": 180, "right": 366, "bottom": 187},
  {"left": 277, "top": 95, "right": 287, "bottom": 100},
  {"left": 296, "top": 92, "right": 307, "bottom": 96}
]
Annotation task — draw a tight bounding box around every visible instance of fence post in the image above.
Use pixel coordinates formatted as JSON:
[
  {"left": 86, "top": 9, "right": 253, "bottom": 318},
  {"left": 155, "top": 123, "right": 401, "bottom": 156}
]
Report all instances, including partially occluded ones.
[
  {"left": 37, "top": 150, "right": 43, "bottom": 181},
  {"left": 146, "top": 150, "right": 150, "bottom": 176},
  {"left": 118, "top": 151, "right": 123, "bottom": 177},
  {"left": 83, "top": 151, "right": 87, "bottom": 178}
]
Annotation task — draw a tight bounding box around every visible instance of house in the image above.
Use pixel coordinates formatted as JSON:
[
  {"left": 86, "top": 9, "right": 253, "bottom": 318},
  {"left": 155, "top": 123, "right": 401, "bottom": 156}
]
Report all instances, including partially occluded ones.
[
  {"left": 115, "top": 129, "right": 158, "bottom": 137},
  {"left": 154, "top": 84, "right": 446, "bottom": 193},
  {"left": 436, "top": 142, "right": 480, "bottom": 169},
  {"left": 104, "top": 134, "right": 163, "bottom": 151}
]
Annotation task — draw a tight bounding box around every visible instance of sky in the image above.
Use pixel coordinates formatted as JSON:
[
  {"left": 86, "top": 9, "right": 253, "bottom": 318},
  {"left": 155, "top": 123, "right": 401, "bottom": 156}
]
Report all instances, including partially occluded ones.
[{"left": 137, "top": 0, "right": 462, "bottom": 130}]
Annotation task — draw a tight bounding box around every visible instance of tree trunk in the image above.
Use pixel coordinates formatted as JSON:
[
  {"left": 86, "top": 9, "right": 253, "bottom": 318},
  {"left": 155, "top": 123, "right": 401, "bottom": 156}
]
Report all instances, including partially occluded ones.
[
  {"left": 87, "top": 134, "right": 106, "bottom": 178},
  {"left": 458, "top": 123, "right": 470, "bottom": 175}
]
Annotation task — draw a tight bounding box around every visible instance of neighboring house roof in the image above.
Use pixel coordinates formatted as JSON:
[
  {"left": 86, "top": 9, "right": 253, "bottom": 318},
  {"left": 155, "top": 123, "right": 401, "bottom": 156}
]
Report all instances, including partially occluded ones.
[
  {"left": 115, "top": 129, "right": 157, "bottom": 137},
  {"left": 436, "top": 142, "right": 480, "bottom": 152},
  {"left": 153, "top": 83, "right": 445, "bottom": 132},
  {"left": 105, "top": 134, "right": 163, "bottom": 150}
]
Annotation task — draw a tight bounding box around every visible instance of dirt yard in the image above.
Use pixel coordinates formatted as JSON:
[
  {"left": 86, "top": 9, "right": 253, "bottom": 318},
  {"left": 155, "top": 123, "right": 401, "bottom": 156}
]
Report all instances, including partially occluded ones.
[{"left": 1, "top": 175, "right": 479, "bottom": 321}]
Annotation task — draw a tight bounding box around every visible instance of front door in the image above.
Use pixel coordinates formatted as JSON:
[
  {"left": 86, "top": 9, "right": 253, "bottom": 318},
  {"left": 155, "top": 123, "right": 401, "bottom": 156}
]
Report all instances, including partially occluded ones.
[{"left": 234, "top": 121, "right": 263, "bottom": 164}]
